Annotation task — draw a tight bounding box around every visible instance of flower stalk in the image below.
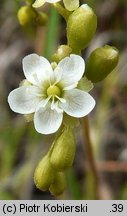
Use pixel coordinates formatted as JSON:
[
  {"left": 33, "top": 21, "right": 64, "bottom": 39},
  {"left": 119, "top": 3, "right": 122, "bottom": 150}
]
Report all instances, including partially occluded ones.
[
  {"left": 83, "top": 116, "right": 100, "bottom": 199},
  {"left": 53, "top": 3, "right": 71, "bottom": 21}
]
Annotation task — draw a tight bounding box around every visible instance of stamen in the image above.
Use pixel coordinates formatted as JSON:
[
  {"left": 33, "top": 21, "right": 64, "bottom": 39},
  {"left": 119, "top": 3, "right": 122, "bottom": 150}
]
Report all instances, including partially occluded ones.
[
  {"left": 54, "top": 101, "right": 63, "bottom": 113},
  {"left": 51, "top": 96, "right": 55, "bottom": 110},
  {"left": 38, "top": 96, "right": 51, "bottom": 108},
  {"left": 55, "top": 95, "right": 66, "bottom": 103}
]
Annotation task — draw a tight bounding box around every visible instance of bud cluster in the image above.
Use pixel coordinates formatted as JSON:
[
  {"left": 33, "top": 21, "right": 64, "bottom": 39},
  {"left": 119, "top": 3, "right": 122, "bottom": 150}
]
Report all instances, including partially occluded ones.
[
  {"left": 34, "top": 126, "right": 75, "bottom": 195},
  {"left": 17, "top": 5, "right": 48, "bottom": 27},
  {"left": 52, "top": 3, "right": 119, "bottom": 81}
]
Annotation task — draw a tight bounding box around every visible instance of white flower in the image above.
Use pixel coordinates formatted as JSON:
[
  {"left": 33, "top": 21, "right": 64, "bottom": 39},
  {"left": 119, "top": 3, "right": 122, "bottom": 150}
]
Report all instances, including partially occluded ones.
[
  {"left": 32, "top": 0, "right": 79, "bottom": 11},
  {"left": 8, "top": 54, "right": 95, "bottom": 134}
]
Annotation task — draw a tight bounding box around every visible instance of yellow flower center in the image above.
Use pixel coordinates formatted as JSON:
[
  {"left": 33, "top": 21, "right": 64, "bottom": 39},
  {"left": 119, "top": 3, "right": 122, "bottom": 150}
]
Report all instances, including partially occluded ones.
[{"left": 47, "top": 85, "right": 61, "bottom": 97}]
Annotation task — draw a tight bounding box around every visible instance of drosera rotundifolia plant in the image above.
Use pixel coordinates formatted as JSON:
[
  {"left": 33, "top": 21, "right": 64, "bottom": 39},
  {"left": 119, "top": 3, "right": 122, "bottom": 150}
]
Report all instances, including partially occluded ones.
[{"left": 8, "top": 0, "right": 119, "bottom": 196}]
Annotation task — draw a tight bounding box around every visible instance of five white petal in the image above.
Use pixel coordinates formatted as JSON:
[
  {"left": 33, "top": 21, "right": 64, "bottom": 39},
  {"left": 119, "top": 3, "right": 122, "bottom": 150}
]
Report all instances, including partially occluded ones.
[
  {"left": 8, "top": 54, "right": 95, "bottom": 134},
  {"left": 34, "top": 104, "right": 63, "bottom": 134},
  {"left": 8, "top": 86, "right": 41, "bottom": 114},
  {"left": 60, "top": 89, "right": 95, "bottom": 118},
  {"left": 54, "top": 54, "right": 85, "bottom": 88},
  {"left": 23, "top": 54, "right": 53, "bottom": 86}
]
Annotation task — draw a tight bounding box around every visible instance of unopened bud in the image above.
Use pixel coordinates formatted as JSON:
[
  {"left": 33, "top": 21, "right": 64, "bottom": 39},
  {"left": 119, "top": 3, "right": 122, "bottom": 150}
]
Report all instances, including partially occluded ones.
[
  {"left": 34, "top": 155, "right": 55, "bottom": 191},
  {"left": 17, "top": 6, "right": 35, "bottom": 26},
  {"left": 85, "top": 45, "right": 119, "bottom": 82},
  {"left": 51, "top": 62, "right": 57, "bottom": 70},
  {"left": 52, "top": 45, "right": 72, "bottom": 63},
  {"left": 49, "top": 172, "right": 66, "bottom": 196},
  {"left": 67, "top": 4, "right": 97, "bottom": 52},
  {"left": 50, "top": 127, "right": 76, "bottom": 171}
]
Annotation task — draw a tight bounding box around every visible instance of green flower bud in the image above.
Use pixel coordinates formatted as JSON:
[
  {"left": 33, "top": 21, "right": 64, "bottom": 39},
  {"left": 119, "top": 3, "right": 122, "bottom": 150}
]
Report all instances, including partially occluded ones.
[
  {"left": 17, "top": 6, "right": 35, "bottom": 26},
  {"left": 50, "top": 127, "right": 76, "bottom": 171},
  {"left": 34, "top": 155, "right": 55, "bottom": 191},
  {"left": 35, "top": 12, "right": 48, "bottom": 26},
  {"left": 67, "top": 4, "right": 97, "bottom": 53},
  {"left": 85, "top": 45, "right": 119, "bottom": 83},
  {"left": 49, "top": 172, "right": 66, "bottom": 196},
  {"left": 51, "top": 62, "right": 57, "bottom": 70},
  {"left": 52, "top": 45, "right": 72, "bottom": 63}
]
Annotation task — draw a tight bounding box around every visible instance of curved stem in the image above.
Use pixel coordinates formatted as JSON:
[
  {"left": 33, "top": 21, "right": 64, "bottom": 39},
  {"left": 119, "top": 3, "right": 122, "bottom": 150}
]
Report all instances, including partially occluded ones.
[
  {"left": 83, "top": 116, "right": 100, "bottom": 199},
  {"left": 53, "top": 3, "right": 71, "bottom": 22}
]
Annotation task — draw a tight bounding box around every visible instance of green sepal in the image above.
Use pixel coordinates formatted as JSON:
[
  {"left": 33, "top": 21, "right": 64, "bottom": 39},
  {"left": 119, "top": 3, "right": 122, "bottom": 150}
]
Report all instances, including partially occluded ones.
[
  {"left": 24, "top": 113, "right": 34, "bottom": 122},
  {"left": 77, "top": 76, "right": 94, "bottom": 92},
  {"left": 52, "top": 45, "right": 72, "bottom": 63},
  {"left": 19, "top": 79, "right": 32, "bottom": 87},
  {"left": 63, "top": 114, "right": 80, "bottom": 128},
  {"left": 17, "top": 6, "right": 36, "bottom": 26}
]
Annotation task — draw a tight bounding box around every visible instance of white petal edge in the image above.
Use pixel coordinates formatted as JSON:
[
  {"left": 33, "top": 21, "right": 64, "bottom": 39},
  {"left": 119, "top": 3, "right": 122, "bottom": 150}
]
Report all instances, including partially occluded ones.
[
  {"left": 23, "top": 53, "right": 53, "bottom": 86},
  {"left": 55, "top": 54, "right": 85, "bottom": 88},
  {"left": 32, "top": 0, "right": 46, "bottom": 8},
  {"left": 63, "top": 0, "right": 79, "bottom": 11},
  {"left": 46, "top": 0, "right": 61, "bottom": 3},
  {"left": 34, "top": 105, "right": 63, "bottom": 134},
  {"left": 63, "top": 82, "right": 78, "bottom": 90},
  {"left": 60, "top": 89, "right": 95, "bottom": 118},
  {"left": 8, "top": 86, "right": 41, "bottom": 114}
]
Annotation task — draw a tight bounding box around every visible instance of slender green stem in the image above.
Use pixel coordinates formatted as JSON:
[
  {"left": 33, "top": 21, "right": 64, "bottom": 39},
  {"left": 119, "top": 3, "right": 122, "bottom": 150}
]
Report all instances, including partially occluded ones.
[
  {"left": 53, "top": 3, "right": 71, "bottom": 22},
  {"left": 67, "top": 168, "right": 82, "bottom": 199},
  {"left": 44, "top": 7, "right": 60, "bottom": 60},
  {"left": 83, "top": 116, "right": 100, "bottom": 199}
]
